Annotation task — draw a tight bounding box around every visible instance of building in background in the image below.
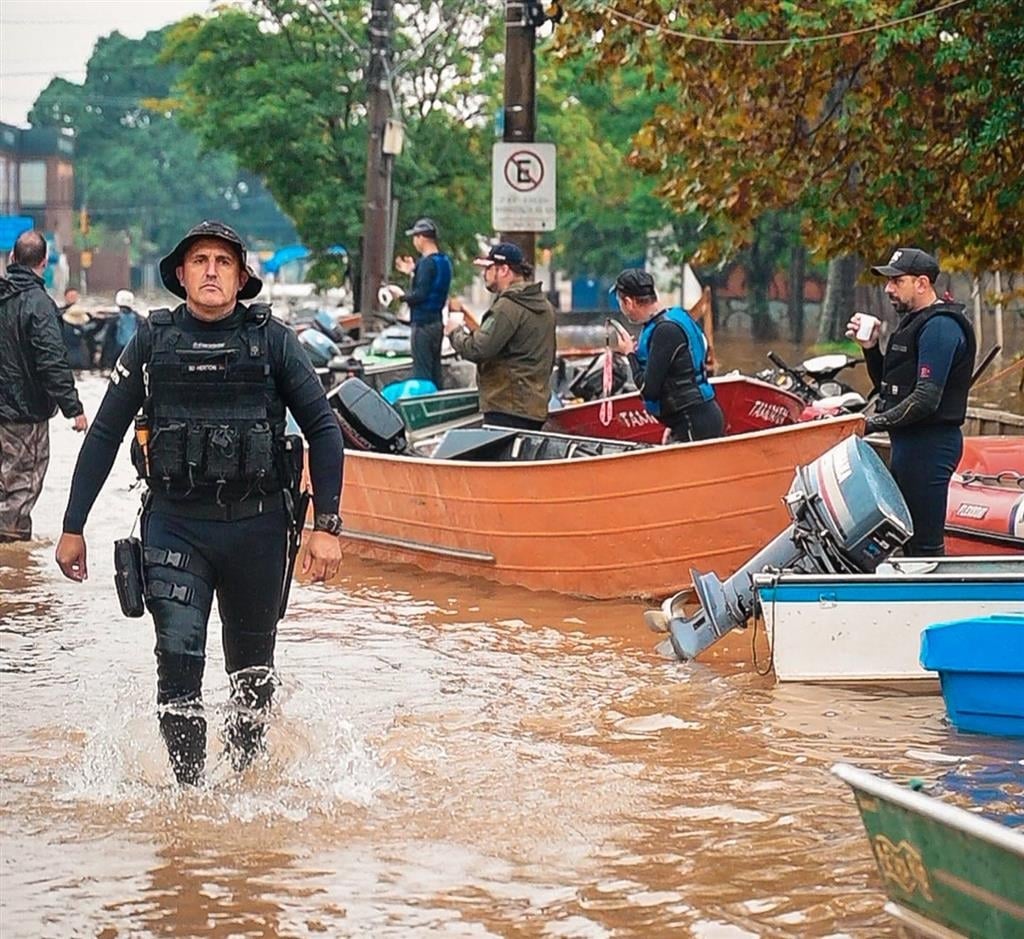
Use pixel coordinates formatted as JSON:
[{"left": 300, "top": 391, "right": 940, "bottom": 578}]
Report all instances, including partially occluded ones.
[{"left": 0, "top": 122, "right": 75, "bottom": 291}]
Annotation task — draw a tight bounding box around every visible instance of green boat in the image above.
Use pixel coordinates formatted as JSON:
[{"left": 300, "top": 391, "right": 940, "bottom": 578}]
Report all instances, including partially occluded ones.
[
  {"left": 393, "top": 388, "right": 480, "bottom": 432},
  {"left": 833, "top": 763, "right": 1024, "bottom": 938}
]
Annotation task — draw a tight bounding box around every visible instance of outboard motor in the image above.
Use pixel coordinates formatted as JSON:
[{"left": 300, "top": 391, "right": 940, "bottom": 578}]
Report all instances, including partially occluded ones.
[
  {"left": 299, "top": 327, "right": 341, "bottom": 369},
  {"left": 328, "top": 377, "right": 407, "bottom": 453},
  {"left": 655, "top": 435, "right": 914, "bottom": 660}
]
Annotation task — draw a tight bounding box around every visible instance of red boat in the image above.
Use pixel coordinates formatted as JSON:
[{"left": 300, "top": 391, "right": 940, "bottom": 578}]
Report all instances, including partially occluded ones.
[
  {"left": 545, "top": 374, "right": 806, "bottom": 444},
  {"left": 945, "top": 436, "right": 1024, "bottom": 555}
]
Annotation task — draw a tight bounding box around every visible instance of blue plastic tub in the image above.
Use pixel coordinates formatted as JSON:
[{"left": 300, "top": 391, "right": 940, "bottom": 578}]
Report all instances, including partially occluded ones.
[{"left": 920, "top": 613, "right": 1024, "bottom": 736}]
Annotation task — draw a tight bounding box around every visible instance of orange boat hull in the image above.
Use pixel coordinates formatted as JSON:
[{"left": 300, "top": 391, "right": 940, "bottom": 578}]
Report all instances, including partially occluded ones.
[{"left": 336, "top": 415, "right": 863, "bottom": 600}]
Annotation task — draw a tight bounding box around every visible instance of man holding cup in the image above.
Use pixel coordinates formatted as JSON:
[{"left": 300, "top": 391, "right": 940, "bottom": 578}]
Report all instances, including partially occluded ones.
[{"left": 847, "top": 247, "right": 976, "bottom": 556}]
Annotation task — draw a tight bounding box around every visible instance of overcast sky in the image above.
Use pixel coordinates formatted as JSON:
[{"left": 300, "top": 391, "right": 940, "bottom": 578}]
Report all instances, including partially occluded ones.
[{"left": 1, "top": 0, "right": 211, "bottom": 127}]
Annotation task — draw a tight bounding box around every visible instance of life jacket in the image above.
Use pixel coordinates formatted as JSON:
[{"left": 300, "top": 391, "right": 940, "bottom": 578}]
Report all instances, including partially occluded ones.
[
  {"left": 635, "top": 306, "right": 713, "bottom": 418},
  {"left": 409, "top": 253, "right": 453, "bottom": 324},
  {"left": 879, "top": 301, "right": 976, "bottom": 425},
  {"left": 131, "top": 303, "right": 286, "bottom": 498}
]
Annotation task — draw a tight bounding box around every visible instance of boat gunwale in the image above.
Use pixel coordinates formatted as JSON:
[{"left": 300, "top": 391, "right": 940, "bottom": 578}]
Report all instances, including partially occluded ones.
[
  {"left": 344, "top": 412, "right": 864, "bottom": 470},
  {"left": 831, "top": 763, "right": 1024, "bottom": 858}
]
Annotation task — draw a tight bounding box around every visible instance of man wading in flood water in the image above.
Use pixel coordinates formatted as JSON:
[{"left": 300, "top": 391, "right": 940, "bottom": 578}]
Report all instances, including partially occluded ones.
[{"left": 55, "top": 220, "right": 345, "bottom": 785}]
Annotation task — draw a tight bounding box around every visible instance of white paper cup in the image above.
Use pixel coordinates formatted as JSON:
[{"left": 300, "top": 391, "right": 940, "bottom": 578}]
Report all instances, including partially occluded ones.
[{"left": 856, "top": 314, "right": 879, "bottom": 341}]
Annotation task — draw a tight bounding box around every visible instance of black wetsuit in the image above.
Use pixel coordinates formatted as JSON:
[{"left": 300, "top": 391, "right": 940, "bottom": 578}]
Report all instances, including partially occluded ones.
[{"left": 63, "top": 302, "right": 344, "bottom": 783}]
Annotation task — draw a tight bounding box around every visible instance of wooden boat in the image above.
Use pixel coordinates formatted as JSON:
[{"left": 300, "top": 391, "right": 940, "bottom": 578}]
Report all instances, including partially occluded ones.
[
  {"left": 334, "top": 414, "right": 863, "bottom": 599},
  {"left": 832, "top": 763, "right": 1024, "bottom": 939},
  {"left": 755, "top": 557, "right": 1024, "bottom": 682},
  {"left": 945, "top": 436, "right": 1024, "bottom": 556},
  {"left": 546, "top": 374, "right": 805, "bottom": 444}
]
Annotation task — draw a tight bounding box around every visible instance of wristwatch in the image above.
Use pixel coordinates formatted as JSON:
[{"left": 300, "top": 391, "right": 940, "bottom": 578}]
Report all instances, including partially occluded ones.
[{"left": 313, "top": 513, "right": 343, "bottom": 535}]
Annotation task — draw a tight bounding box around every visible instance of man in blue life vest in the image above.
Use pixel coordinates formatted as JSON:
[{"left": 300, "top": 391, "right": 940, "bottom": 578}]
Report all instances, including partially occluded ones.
[
  {"left": 847, "top": 247, "right": 976, "bottom": 556},
  {"left": 609, "top": 268, "right": 724, "bottom": 443},
  {"left": 55, "top": 220, "right": 345, "bottom": 785},
  {"left": 393, "top": 217, "right": 453, "bottom": 390}
]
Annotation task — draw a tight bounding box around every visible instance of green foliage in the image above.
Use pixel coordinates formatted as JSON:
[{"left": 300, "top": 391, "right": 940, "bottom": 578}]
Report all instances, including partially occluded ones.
[
  {"left": 164, "top": 0, "right": 500, "bottom": 283},
  {"left": 29, "top": 27, "right": 295, "bottom": 260},
  {"left": 556, "top": 0, "right": 1024, "bottom": 271}
]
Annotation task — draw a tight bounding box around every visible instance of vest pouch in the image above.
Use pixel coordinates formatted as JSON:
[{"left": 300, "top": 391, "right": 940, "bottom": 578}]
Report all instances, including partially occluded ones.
[
  {"left": 203, "top": 424, "right": 241, "bottom": 483},
  {"left": 148, "top": 421, "right": 188, "bottom": 482},
  {"left": 242, "top": 422, "right": 276, "bottom": 484}
]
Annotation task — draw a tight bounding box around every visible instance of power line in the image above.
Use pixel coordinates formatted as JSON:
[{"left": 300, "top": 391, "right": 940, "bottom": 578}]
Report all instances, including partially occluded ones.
[{"left": 594, "top": 0, "right": 973, "bottom": 47}]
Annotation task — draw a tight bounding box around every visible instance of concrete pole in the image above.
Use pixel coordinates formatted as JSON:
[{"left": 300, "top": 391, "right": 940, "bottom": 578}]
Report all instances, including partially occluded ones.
[
  {"left": 993, "top": 270, "right": 1005, "bottom": 356},
  {"left": 500, "top": 0, "right": 537, "bottom": 265},
  {"left": 359, "top": 0, "right": 394, "bottom": 317},
  {"left": 971, "top": 275, "right": 983, "bottom": 350}
]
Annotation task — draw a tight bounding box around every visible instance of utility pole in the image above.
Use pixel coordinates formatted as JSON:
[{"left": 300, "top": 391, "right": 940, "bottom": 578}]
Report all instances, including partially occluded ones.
[
  {"left": 360, "top": 0, "right": 393, "bottom": 317},
  {"left": 501, "top": 0, "right": 540, "bottom": 265}
]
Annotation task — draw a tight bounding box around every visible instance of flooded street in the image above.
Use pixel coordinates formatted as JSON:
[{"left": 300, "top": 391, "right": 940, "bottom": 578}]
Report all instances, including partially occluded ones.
[{"left": 2, "top": 374, "right": 1022, "bottom": 938}]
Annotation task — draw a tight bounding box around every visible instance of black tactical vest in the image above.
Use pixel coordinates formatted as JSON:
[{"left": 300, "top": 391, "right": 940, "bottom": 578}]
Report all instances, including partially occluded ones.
[
  {"left": 132, "top": 304, "right": 286, "bottom": 498},
  {"left": 879, "top": 301, "right": 976, "bottom": 425}
]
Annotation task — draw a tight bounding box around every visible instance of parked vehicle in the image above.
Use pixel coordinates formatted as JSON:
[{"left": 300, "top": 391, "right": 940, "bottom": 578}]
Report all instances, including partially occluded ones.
[{"left": 756, "top": 350, "right": 867, "bottom": 417}]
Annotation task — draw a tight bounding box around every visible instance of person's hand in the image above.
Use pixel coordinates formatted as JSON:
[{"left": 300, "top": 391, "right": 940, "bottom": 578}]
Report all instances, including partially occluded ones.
[
  {"left": 56, "top": 532, "right": 88, "bottom": 581},
  {"left": 301, "top": 530, "right": 342, "bottom": 583},
  {"left": 395, "top": 255, "right": 415, "bottom": 276},
  {"left": 845, "top": 313, "right": 879, "bottom": 349},
  {"left": 447, "top": 295, "right": 462, "bottom": 313},
  {"left": 72, "top": 414, "right": 88, "bottom": 432},
  {"left": 608, "top": 320, "right": 634, "bottom": 355}
]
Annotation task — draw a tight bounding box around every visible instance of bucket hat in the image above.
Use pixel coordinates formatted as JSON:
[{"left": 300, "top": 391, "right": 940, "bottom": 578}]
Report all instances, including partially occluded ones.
[{"left": 159, "top": 220, "right": 263, "bottom": 300}]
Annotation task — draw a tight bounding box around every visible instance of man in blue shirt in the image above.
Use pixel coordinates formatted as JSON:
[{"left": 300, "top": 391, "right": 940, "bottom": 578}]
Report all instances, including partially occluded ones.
[
  {"left": 394, "top": 218, "right": 452, "bottom": 390},
  {"left": 848, "top": 247, "right": 976, "bottom": 556}
]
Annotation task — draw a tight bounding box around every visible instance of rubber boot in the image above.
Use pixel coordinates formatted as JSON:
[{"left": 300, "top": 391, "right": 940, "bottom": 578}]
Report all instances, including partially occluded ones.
[
  {"left": 224, "top": 666, "right": 275, "bottom": 772},
  {"left": 158, "top": 704, "right": 207, "bottom": 786}
]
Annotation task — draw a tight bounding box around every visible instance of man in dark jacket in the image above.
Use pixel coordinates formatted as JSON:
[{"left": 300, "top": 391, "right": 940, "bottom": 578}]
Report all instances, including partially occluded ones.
[
  {"left": 847, "top": 247, "right": 976, "bottom": 556},
  {"left": 445, "top": 243, "right": 556, "bottom": 429},
  {"left": 1, "top": 230, "right": 87, "bottom": 542}
]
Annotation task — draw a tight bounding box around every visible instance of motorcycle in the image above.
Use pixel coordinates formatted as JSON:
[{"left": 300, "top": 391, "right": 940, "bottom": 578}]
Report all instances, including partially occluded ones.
[{"left": 756, "top": 350, "right": 868, "bottom": 419}]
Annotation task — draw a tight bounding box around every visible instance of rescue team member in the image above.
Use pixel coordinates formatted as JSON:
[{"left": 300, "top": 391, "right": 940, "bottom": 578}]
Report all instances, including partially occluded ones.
[
  {"left": 55, "top": 220, "right": 345, "bottom": 785},
  {"left": 608, "top": 268, "right": 724, "bottom": 442},
  {"left": 393, "top": 217, "right": 453, "bottom": 390},
  {"left": 445, "top": 242, "right": 556, "bottom": 430},
  {"left": 848, "top": 247, "right": 975, "bottom": 557}
]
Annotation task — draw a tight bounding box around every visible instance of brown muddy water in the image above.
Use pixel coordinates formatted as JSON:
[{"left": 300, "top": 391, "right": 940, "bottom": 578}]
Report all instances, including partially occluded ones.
[{"left": 2, "top": 374, "right": 1022, "bottom": 939}]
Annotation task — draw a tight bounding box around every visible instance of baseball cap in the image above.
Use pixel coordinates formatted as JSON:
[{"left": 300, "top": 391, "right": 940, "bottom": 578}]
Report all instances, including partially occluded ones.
[
  {"left": 405, "top": 217, "right": 438, "bottom": 237},
  {"left": 871, "top": 247, "right": 940, "bottom": 282},
  {"left": 159, "top": 220, "right": 263, "bottom": 300},
  {"left": 611, "top": 268, "right": 657, "bottom": 299},
  {"left": 473, "top": 242, "right": 525, "bottom": 267}
]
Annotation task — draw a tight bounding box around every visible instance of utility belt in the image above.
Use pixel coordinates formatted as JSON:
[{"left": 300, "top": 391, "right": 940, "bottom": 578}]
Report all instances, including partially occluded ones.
[{"left": 146, "top": 489, "right": 286, "bottom": 522}]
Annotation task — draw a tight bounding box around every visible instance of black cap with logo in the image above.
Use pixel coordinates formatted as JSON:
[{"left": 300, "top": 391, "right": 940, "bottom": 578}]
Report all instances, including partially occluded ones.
[
  {"left": 405, "top": 217, "right": 439, "bottom": 237},
  {"left": 870, "top": 247, "right": 940, "bottom": 282},
  {"left": 159, "top": 220, "right": 263, "bottom": 300},
  {"left": 473, "top": 242, "right": 526, "bottom": 267}
]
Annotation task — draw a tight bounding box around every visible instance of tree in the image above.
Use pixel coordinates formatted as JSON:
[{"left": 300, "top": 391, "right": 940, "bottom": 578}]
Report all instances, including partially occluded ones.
[
  {"left": 163, "top": 0, "right": 502, "bottom": 286},
  {"left": 29, "top": 27, "right": 295, "bottom": 260},
  {"left": 555, "top": 0, "right": 1024, "bottom": 271}
]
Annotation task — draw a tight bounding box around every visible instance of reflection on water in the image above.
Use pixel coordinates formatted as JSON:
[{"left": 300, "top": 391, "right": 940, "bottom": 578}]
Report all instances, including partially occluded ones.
[{"left": 2, "top": 374, "right": 1021, "bottom": 938}]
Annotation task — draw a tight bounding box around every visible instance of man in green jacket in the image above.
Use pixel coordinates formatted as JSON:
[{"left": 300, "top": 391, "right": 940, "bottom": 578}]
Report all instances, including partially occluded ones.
[{"left": 445, "top": 243, "right": 556, "bottom": 430}]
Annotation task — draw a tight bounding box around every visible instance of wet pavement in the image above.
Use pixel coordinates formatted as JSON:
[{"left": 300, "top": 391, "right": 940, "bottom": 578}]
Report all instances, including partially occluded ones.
[{"left": 1, "top": 373, "right": 1021, "bottom": 938}]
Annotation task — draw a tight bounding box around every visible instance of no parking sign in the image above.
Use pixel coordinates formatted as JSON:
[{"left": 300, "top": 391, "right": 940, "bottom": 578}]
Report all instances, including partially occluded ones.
[{"left": 491, "top": 142, "right": 556, "bottom": 231}]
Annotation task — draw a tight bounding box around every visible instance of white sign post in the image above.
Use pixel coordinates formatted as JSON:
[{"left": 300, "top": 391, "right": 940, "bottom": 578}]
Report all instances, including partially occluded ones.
[{"left": 491, "top": 142, "right": 556, "bottom": 232}]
